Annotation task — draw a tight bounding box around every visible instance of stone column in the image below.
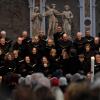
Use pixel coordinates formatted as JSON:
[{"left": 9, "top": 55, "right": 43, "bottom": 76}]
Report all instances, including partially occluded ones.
[
  {"left": 90, "top": 0, "right": 93, "bottom": 36},
  {"left": 40, "top": 0, "right": 46, "bottom": 34},
  {"left": 40, "top": 0, "right": 43, "bottom": 32},
  {"left": 33, "top": 0, "right": 35, "bottom": 11},
  {"left": 40, "top": 0, "right": 42, "bottom": 14},
  {"left": 28, "top": 0, "right": 36, "bottom": 37},
  {"left": 28, "top": 0, "right": 33, "bottom": 37},
  {"left": 91, "top": 0, "right": 96, "bottom": 36},
  {"left": 84, "top": 0, "right": 91, "bottom": 33},
  {"left": 79, "top": 0, "right": 85, "bottom": 36}
]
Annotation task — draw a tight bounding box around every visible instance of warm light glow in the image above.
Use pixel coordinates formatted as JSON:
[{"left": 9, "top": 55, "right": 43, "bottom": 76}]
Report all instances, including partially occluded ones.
[{"left": 91, "top": 56, "right": 95, "bottom": 60}]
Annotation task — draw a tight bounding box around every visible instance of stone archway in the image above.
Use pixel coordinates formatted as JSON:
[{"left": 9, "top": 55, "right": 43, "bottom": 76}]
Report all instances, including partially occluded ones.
[
  {"left": 0, "top": 0, "right": 30, "bottom": 39},
  {"left": 79, "top": 0, "right": 96, "bottom": 36}
]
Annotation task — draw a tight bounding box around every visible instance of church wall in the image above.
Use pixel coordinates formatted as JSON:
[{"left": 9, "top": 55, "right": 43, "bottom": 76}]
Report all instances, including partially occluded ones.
[{"left": 0, "top": 0, "right": 30, "bottom": 39}]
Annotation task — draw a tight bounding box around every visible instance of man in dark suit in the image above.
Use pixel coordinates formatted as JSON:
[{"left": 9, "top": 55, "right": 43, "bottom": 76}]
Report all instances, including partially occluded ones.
[
  {"left": 53, "top": 26, "right": 64, "bottom": 45},
  {"left": 83, "top": 30, "right": 94, "bottom": 47}
]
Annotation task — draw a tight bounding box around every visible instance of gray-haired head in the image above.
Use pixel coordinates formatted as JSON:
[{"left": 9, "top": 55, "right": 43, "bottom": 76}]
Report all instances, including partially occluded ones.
[
  {"left": 31, "top": 73, "right": 44, "bottom": 80},
  {"left": 38, "top": 77, "right": 51, "bottom": 88},
  {"left": 18, "top": 77, "right": 25, "bottom": 85},
  {"left": 59, "top": 77, "right": 68, "bottom": 86},
  {"left": 31, "top": 73, "right": 45, "bottom": 86},
  {"left": 25, "top": 75, "right": 32, "bottom": 86},
  {"left": 31, "top": 73, "right": 50, "bottom": 90},
  {"left": 71, "top": 73, "right": 84, "bottom": 82},
  {"left": 66, "top": 73, "right": 72, "bottom": 80}
]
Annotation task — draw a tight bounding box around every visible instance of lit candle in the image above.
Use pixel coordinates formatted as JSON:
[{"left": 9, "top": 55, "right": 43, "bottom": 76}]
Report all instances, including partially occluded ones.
[{"left": 91, "top": 56, "right": 95, "bottom": 82}]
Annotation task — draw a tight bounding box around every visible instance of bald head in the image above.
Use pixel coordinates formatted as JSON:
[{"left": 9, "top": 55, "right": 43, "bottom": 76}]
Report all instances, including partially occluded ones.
[
  {"left": 62, "top": 33, "right": 69, "bottom": 41},
  {"left": 76, "top": 32, "right": 82, "bottom": 40},
  {"left": 22, "top": 31, "right": 28, "bottom": 39},
  {"left": 0, "top": 30, "right": 6, "bottom": 38},
  {"left": 47, "top": 38, "right": 54, "bottom": 46},
  {"left": 94, "top": 37, "right": 100, "bottom": 44},
  {"left": 17, "top": 37, "right": 23, "bottom": 44},
  {"left": 77, "top": 32, "right": 82, "bottom": 36}
]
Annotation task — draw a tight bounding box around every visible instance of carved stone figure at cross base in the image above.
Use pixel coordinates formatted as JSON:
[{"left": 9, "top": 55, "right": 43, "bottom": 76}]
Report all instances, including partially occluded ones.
[
  {"left": 44, "top": 4, "right": 60, "bottom": 37},
  {"left": 32, "top": 6, "right": 42, "bottom": 36},
  {"left": 61, "top": 5, "right": 74, "bottom": 35}
]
